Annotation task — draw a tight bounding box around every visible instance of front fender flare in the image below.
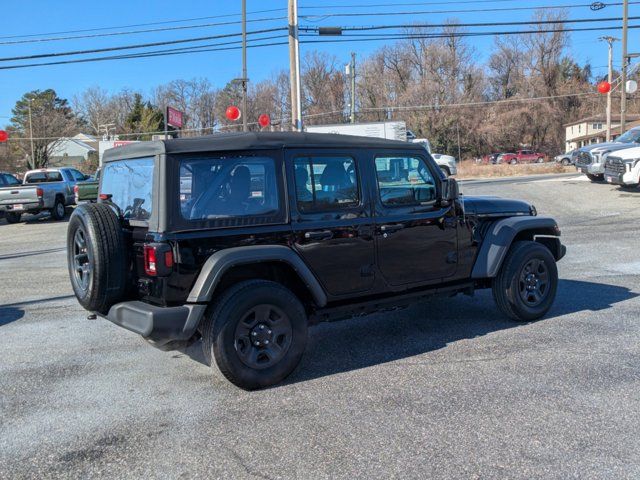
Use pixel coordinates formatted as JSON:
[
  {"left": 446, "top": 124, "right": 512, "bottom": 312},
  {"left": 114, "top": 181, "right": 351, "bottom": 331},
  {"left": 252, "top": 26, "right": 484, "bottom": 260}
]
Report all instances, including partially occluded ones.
[
  {"left": 187, "top": 245, "right": 328, "bottom": 307},
  {"left": 471, "top": 216, "right": 561, "bottom": 279}
]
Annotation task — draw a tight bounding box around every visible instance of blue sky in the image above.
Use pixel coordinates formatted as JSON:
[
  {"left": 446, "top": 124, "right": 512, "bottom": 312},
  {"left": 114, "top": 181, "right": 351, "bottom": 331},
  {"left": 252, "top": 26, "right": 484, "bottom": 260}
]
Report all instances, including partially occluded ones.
[{"left": 0, "top": 0, "right": 638, "bottom": 127}]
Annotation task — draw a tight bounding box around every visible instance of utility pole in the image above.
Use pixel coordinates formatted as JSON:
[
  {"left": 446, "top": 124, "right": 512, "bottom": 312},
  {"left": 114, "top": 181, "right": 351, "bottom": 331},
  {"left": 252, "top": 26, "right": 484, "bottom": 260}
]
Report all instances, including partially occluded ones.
[
  {"left": 349, "top": 52, "right": 356, "bottom": 123},
  {"left": 288, "top": 0, "right": 302, "bottom": 131},
  {"left": 28, "top": 98, "right": 35, "bottom": 168},
  {"left": 241, "top": 0, "right": 248, "bottom": 132},
  {"left": 600, "top": 36, "right": 619, "bottom": 142},
  {"left": 621, "top": 0, "right": 629, "bottom": 133}
]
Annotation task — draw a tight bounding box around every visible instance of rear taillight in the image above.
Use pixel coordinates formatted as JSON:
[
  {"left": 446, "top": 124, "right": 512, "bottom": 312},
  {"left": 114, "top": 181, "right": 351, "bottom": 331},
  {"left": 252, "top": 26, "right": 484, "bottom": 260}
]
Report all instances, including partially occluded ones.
[
  {"left": 36, "top": 187, "right": 43, "bottom": 198},
  {"left": 73, "top": 185, "right": 79, "bottom": 194},
  {"left": 143, "top": 243, "right": 174, "bottom": 277},
  {"left": 143, "top": 245, "right": 157, "bottom": 276}
]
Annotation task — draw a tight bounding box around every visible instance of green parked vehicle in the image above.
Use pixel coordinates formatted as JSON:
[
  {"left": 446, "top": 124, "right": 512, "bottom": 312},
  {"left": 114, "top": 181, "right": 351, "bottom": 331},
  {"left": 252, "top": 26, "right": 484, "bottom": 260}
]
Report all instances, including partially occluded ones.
[{"left": 74, "top": 169, "right": 100, "bottom": 203}]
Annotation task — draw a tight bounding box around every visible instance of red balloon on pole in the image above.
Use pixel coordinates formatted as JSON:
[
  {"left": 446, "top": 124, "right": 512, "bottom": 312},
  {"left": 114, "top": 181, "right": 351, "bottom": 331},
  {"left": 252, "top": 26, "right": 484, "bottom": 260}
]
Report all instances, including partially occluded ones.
[
  {"left": 258, "top": 114, "right": 271, "bottom": 128},
  {"left": 0, "top": 130, "right": 8, "bottom": 143},
  {"left": 225, "top": 105, "right": 241, "bottom": 121},
  {"left": 597, "top": 81, "right": 611, "bottom": 94}
]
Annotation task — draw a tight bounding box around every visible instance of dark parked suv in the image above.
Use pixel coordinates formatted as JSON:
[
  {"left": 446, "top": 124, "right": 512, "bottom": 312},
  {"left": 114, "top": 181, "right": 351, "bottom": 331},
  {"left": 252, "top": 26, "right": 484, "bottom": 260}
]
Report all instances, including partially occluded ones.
[{"left": 67, "top": 132, "right": 566, "bottom": 389}]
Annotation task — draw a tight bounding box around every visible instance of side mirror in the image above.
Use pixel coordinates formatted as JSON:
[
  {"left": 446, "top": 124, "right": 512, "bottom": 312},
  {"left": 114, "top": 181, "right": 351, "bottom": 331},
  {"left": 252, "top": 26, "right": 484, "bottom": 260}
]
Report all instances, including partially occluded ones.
[{"left": 442, "top": 177, "right": 459, "bottom": 203}]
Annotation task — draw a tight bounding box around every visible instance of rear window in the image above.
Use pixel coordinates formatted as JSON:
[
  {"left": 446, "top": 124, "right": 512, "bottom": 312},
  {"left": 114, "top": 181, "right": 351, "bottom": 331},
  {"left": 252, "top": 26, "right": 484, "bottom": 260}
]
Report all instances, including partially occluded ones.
[
  {"left": 101, "top": 157, "right": 154, "bottom": 221},
  {"left": 178, "top": 155, "right": 281, "bottom": 227},
  {"left": 25, "top": 171, "right": 63, "bottom": 183}
]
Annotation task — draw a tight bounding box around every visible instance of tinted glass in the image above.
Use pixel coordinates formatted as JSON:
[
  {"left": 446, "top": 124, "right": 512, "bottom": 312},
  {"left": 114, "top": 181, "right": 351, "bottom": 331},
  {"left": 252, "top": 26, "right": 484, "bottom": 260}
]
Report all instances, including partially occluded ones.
[
  {"left": 101, "top": 157, "right": 154, "bottom": 221},
  {"left": 294, "top": 157, "right": 358, "bottom": 212},
  {"left": 375, "top": 156, "right": 437, "bottom": 206},
  {"left": 69, "top": 169, "right": 86, "bottom": 181},
  {"left": 180, "top": 156, "right": 280, "bottom": 221},
  {"left": 4, "top": 174, "right": 20, "bottom": 185},
  {"left": 24, "top": 171, "right": 62, "bottom": 183}
]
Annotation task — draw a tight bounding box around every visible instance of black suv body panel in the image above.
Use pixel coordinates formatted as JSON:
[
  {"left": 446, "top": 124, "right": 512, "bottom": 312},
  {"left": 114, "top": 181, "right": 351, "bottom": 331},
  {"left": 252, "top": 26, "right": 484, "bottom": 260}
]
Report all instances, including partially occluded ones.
[{"left": 94, "top": 132, "right": 564, "bottom": 345}]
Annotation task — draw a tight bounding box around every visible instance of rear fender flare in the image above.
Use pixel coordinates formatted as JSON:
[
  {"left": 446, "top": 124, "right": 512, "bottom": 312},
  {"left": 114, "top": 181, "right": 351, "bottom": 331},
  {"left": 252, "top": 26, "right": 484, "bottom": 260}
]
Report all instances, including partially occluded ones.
[
  {"left": 187, "top": 245, "right": 328, "bottom": 307},
  {"left": 471, "top": 216, "right": 562, "bottom": 279}
]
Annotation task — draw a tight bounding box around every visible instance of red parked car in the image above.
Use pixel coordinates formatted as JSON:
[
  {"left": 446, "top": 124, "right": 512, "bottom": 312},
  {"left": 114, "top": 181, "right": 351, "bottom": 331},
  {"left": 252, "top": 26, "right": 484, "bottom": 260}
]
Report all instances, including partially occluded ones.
[{"left": 498, "top": 150, "right": 547, "bottom": 164}]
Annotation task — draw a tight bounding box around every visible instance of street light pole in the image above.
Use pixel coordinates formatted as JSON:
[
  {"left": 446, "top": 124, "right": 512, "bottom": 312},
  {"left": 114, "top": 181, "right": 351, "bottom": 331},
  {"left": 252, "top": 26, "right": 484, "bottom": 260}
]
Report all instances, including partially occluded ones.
[
  {"left": 288, "top": 0, "right": 302, "bottom": 131},
  {"left": 241, "top": 0, "right": 248, "bottom": 132},
  {"left": 28, "top": 98, "right": 35, "bottom": 168},
  {"left": 621, "top": 0, "right": 629, "bottom": 133},
  {"left": 350, "top": 52, "right": 356, "bottom": 124},
  {"left": 600, "top": 36, "right": 619, "bottom": 142}
]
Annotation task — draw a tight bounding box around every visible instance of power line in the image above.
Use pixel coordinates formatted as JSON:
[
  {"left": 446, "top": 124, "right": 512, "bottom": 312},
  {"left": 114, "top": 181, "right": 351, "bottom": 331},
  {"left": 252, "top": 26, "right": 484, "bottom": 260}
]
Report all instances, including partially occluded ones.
[
  {"left": 0, "top": 16, "right": 287, "bottom": 46},
  {"left": 299, "top": 1, "right": 640, "bottom": 20},
  {"left": 0, "top": 40, "right": 289, "bottom": 71},
  {"left": 0, "top": 8, "right": 286, "bottom": 41},
  {"left": 299, "top": 0, "right": 537, "bottom": 9},
  {"left": 301, "top": 24, "right": 640, "bottom": 41},
  {"left": 0, "top": 27, "right": 287, "bottom": 63},
  {"left": 301, "top": 16, "right": 640, "bottom": 33}
]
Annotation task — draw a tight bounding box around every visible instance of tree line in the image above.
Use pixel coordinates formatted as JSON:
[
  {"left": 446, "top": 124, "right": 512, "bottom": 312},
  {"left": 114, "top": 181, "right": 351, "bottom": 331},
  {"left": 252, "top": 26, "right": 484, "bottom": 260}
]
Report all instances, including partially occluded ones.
[{"left": 2, "top": 10, "right": 639, "bottom": 170}]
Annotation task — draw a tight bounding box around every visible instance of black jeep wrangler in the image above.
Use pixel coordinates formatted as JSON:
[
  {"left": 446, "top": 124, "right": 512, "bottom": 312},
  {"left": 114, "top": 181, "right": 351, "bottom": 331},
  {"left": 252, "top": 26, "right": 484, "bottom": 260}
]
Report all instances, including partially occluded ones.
[{"left": 67, "top": 132, "right": 566, "bottom": 390}]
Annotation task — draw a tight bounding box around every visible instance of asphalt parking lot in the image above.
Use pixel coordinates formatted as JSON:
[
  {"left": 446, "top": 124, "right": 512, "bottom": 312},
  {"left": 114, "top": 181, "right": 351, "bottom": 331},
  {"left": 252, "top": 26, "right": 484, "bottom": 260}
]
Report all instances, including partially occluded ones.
[{"left": 1, "top": 174, "right": 639, "bottom": 479}]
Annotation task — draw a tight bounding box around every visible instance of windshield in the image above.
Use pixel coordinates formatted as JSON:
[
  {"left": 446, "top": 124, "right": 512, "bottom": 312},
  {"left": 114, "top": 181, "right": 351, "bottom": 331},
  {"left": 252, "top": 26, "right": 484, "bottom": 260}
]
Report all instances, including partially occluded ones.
[
  {"left": 616, "top": 129, "right": 640, "bottom": 143},
  {"left": 101, "top": 157, "right": 154, "bottom": 221},
  {"left": 179, "top": 155, "right": 281, "bottom": 224}
]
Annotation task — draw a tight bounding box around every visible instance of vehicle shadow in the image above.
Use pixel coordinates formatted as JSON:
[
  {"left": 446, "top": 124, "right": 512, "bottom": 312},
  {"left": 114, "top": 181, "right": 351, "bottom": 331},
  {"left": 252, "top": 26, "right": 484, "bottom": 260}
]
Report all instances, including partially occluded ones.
[
  {"left": 177, "top": 279, "right": 637, "bottom": 385},
  {"left": 0, "top": 307, "right": 25, "bottom": 326},
  {"left": 286, "top": 279, "right": 637, "bottom": 386}
]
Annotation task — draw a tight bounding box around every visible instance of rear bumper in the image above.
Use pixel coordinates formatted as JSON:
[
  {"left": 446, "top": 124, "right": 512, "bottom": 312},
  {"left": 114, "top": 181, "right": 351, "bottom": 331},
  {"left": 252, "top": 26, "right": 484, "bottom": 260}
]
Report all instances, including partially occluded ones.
[
  {"left": 101, "top": 301, "right": 207, "bottom": 346},
  {"left": 0, "top": 201, "right": 42, "bottom": 212}
]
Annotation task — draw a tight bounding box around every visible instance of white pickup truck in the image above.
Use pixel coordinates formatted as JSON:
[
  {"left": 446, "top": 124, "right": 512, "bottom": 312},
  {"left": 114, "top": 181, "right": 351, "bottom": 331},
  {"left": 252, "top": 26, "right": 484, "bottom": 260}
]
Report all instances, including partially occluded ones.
[
  {"left": 604, "top": 147, "right": 640, "bottom": 188},
  {"left": 0, "top": 167, "right": 90, "bottom": 223}
]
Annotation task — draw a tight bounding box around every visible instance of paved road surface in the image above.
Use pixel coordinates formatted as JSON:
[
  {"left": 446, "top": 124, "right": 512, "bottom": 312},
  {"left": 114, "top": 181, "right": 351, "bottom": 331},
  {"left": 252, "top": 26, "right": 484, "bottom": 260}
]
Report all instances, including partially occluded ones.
[{"left": 1, "top": 175, "right": 639, "bottom": 479}]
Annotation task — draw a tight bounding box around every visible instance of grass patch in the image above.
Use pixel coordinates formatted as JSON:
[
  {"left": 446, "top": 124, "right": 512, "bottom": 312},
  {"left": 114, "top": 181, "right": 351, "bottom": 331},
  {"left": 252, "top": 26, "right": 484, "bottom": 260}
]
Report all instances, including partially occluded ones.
[{"left": 456, "top": 160, "right": 575, "bottom": 179}]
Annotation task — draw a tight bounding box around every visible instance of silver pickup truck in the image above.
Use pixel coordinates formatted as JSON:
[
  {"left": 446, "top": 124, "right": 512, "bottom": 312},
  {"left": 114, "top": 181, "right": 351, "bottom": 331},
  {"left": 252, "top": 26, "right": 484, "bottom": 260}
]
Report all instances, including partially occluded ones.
[{"left": 0, "top": 167, "right": 90, "bottom": 223}]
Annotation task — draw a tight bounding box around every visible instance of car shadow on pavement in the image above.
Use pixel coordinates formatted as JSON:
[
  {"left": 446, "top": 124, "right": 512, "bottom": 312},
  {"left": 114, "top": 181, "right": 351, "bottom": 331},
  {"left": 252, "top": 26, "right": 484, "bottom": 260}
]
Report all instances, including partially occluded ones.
[
  {"left": 175, "top": 279, "right": 637, "bottom": 386},
  {"left": 284, "top": 279, "right": 637, "bottom": 386},
  {"left": 0, "top": 307, "right": 25, "bottom": 326},
  {"left": 0, "top": 247, "right": 66, "bottom": 261}
]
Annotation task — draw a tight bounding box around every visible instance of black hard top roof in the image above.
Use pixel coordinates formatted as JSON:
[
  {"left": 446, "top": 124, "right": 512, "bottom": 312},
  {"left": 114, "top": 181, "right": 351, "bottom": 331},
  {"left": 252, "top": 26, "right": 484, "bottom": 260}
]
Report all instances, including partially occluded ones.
[{"left": 102, "top": 131, "right": 424, "bottom": 162}]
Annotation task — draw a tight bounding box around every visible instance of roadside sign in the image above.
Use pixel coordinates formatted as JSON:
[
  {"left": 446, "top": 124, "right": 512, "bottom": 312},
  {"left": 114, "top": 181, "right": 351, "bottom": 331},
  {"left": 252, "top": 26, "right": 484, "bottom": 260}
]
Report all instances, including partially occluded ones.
[{"left": 166, "top": 107, "right": 184, "bottom": 129}]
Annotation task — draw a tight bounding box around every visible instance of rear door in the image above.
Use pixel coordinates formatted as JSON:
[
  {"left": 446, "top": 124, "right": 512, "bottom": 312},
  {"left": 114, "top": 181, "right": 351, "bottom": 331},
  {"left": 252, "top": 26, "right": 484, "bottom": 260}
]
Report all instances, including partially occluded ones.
[
  {"left": 371, "top": 152, "right": 458, "bottom": 286},
  {"left": 287, "top": 149, "right": 376, "bottom": 297}
]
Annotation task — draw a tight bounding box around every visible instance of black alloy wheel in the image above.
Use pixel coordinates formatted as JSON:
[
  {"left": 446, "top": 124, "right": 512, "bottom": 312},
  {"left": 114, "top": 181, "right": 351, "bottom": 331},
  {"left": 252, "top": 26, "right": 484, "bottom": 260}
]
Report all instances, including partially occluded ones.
[
  {"left": 518, "top": 258, "right": 550, "bottom": 307},
  {"left": 71, "top": 227, "right": 92, "bottom": 294},
  {"left": 234, "top": 304, "right": 293, "bottom": 370},
  {"left": 492, "top": 240, "right": 558, "bottom": 322}
]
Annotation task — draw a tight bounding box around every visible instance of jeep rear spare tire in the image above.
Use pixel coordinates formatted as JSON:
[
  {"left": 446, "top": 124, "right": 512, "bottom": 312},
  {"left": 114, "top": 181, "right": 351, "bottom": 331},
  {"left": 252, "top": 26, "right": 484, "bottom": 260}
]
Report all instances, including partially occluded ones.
[
  {"left": 201, "top": 280, "right": 308, "bottom": 390},
  {"left": 67, "top": 203, "right": 127, "bottom": 314}
]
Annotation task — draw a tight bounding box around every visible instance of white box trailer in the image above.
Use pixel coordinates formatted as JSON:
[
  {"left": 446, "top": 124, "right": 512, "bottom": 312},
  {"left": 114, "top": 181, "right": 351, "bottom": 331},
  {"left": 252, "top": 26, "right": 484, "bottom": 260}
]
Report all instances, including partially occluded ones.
[{"left": 305, "top": 121, "right": 407, "bottom": 141}]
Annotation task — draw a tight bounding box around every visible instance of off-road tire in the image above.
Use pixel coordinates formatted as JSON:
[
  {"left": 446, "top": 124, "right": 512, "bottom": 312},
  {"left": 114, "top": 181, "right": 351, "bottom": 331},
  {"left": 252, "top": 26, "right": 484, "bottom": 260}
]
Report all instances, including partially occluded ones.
[
  {"left": 561, "top": 158, "right": 570, "bottom": 166},
  {"left": 510, "top": 159, "right": 518, "bottom": 165},
  {"left": 492, "top": 241, "right": 558, "bottom": 322},
  {"left": 67, "top": 203, "right": 127, "bottom": 314},
  {"left": 537, "top": 157, "right": 544, "bottom": 163},
  {"left": 586, "top": 173, "right": 604, "bottom": 182},
  {"left": 5, "top": 212, "right": 22, "bottom": 224},
  {"left": 201, "top": 280, "right": 308, "bottom": 390},
  {"left": 51, "top": 197, "right": 66, "bottom": 221}
]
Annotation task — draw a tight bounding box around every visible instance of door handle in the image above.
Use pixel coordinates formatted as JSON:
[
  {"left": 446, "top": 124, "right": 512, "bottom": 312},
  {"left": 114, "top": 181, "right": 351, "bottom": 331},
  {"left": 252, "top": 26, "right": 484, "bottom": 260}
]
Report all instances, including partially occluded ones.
[
  {"left": 379, "top": 224, "right": 404, "bottom": 233},
  {"left": 304, "top": 230, "right": 333, "bottom": 241}
]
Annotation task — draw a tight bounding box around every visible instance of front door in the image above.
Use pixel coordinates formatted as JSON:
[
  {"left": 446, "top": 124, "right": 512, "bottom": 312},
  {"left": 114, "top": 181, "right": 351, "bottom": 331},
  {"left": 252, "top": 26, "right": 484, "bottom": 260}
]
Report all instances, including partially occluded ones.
[
  {"left": 287, "top": 150, "right": 376, "bottom": 297},
  {"left": 372, "top": 153, "right": 458, "bottom": 286}
]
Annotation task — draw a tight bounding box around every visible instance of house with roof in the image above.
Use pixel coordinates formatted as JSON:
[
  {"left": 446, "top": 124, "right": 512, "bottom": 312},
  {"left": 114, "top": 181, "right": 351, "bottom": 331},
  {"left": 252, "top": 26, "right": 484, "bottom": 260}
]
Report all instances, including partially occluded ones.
[
  {"left": 564, "top": 115, "right": 640, "bottom": 152},
  {"left": 48, "top": 133, "right": 98, "bottom": 167}
]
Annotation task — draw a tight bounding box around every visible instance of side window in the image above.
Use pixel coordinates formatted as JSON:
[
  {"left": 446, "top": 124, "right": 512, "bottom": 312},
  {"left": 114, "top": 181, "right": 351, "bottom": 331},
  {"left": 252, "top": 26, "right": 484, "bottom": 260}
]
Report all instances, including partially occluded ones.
[
  {"left": 69, "top": 169, "right": 85, "bottom": 181},
  {"left": 375, "top": 156, "right": 437, "bottom": 207},
  {"left": 4, "top": 174, "right": 20, "bottom": 185},
  {"left": 294, "top": 156, "right": 358, "bottom": 212}
]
